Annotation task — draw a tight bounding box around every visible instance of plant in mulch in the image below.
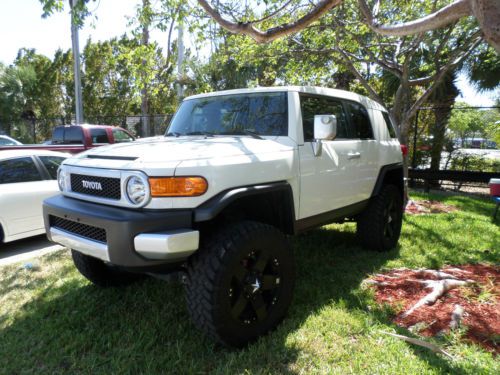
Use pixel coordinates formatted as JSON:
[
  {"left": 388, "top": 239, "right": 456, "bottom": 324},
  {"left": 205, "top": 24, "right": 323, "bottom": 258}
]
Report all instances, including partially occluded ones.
[
  {"left": 405, "top": 199, "right": 458, "bottom": 215},
  {"left": 365, "top": 264, "right": 499, "bottom": 355}
]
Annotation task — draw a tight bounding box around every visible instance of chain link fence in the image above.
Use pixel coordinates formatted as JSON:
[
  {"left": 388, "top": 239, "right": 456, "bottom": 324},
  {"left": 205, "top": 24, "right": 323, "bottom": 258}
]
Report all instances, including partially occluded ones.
[{"left": 408, "top": 105, "right": 499, "bottom": 192}]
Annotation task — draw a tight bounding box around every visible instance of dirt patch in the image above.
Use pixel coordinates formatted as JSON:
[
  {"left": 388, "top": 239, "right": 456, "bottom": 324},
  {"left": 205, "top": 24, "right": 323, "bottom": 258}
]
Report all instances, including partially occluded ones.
[
  {"left": 405, "top": 199, "right": 458, "bottom": 215},
  {"left": 367, "top": 264, "right": 499, "bottom": 354}
]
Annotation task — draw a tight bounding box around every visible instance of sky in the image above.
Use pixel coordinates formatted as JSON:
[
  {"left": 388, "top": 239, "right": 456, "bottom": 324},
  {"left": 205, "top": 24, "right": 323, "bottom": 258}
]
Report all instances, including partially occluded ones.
[{"left": 0, "top": 0, "right": 498, "bottom": 107}]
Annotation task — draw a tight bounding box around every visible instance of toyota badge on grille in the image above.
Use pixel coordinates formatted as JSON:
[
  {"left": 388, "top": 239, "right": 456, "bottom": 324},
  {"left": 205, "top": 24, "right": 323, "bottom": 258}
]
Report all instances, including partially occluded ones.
[{"left": 82, "top": 180, "right": 103, "bottom": 190}]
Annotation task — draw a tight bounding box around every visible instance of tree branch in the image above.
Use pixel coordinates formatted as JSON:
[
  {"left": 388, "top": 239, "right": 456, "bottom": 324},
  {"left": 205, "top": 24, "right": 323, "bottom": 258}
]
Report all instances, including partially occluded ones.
[
  {"left": 408, "top": 76, "right": 434, "bottom": 86},
  {"left": 406, "top": 35, "right": 482, "bottom": 120},
  {"left": 335, "top": 19, "right": 402, "bottom": 77},
  {"left": 248, "top": 0, "right": 294, "bottom": 24},
  {"left": 335, "top": 47, "right": 385, "bottom": 105},
  {"left": 197, "top": 0, "right": 342, "bottom": 43},
  {"left": 358, "top": 0, "right": 471, "bottom": 37}
]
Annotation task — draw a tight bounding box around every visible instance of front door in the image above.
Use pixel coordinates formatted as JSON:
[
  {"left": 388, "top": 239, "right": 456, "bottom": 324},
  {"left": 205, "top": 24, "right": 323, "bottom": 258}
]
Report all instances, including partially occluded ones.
[{"left": 297, "top": 94, "right": 377, "bottom": 220}]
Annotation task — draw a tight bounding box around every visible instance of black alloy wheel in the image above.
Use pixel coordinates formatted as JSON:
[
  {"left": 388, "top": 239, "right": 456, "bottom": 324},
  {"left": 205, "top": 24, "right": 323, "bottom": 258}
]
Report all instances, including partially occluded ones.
[
  {"left": 383, "top": 198, "right": 398, "bottom": 241},
  {"left": 228, "top": 248, "right": 283, "bottom": 325},
  {"left": 185, "top": 221, "right": 295, "bottom": 347},
  {"left": 357, "top": 184, "right": 403, "bottom": 251}
]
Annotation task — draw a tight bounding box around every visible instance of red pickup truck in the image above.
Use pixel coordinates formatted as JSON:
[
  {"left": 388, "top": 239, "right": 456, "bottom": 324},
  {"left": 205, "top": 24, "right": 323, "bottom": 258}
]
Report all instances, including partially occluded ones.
[{"left": 0, "top": 124, "right": 135, "bottom": 154}]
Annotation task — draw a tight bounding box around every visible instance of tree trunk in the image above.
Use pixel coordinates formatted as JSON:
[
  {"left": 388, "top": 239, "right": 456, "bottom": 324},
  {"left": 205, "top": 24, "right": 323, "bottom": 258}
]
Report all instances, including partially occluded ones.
[
  {"left": 429, "top": 106, "right": 454, "bottom": 171},
  {"left": 471, "top": 0, "right": 500, "bottom": 53},
  {"left": 428, "top": 75, "right": 459, "bottom": 188}
]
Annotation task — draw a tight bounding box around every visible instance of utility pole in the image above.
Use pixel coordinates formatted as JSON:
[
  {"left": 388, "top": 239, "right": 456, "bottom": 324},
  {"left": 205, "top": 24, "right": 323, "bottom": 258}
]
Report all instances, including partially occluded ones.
[
  {"left": 176, "top": 21, "right": 184, "bottom": 99},
  {"left": 70, "top": 0, "right": 84, "bottom": 124},
  {"left": 140, "top": 0, "right": 151, "bottom": 137}
]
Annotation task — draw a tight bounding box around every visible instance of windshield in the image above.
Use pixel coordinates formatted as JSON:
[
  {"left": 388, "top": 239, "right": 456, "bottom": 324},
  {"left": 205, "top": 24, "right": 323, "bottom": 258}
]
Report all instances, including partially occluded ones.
[{"left": 166, "top": 92, "right": 288, "bottom": 137}]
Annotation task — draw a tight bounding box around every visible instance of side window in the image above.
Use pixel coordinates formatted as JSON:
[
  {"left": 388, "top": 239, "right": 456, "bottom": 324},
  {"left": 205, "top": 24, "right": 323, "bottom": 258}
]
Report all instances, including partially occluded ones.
[
  {"left": 382, "top": 112, "right": 398, "bottom": 139},
  {"left": 90, "top": 128, "right": 110, "bottom": 144},
  {"left": 52, "top": 127, "right": 64, "bottom": 144},
  {"left": 64, "top": 127, "right": 83, "bottom": 144},
  {"left": 300, "top": 95, "right": 349, "bottom": 141},
  {"left": 112, "top": 129, "right": 134, "bottom": 143},
  {"left": 39, "top": 156, "right": 66, "bottom": 179},
  {"left": 0, "top": 157, "right": 42, "bottom": 184},
  {"left": 346, "top": 102, "right": 374, "bottom": 139}
]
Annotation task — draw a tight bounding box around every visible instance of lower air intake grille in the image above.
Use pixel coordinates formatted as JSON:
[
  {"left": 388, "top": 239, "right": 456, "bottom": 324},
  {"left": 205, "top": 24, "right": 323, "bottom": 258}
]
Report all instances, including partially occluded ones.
[{"left": 50, "top": 216, "right": 107, "bottom": 243}]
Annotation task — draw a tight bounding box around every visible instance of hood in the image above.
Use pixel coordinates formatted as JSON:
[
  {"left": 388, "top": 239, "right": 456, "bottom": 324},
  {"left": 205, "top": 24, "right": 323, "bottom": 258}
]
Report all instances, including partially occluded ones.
[{"left": 65, "top": 136, "right": 294, "bottom": 169}]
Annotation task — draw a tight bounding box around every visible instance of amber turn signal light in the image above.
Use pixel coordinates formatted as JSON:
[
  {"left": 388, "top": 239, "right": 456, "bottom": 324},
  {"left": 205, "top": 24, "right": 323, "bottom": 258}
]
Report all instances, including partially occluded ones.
[{"left": 149, "top": 177, "right": 208, "bottom": 197}]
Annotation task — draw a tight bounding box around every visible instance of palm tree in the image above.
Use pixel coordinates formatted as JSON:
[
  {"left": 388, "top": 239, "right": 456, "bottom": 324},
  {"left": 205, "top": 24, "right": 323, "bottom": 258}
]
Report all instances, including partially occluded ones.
[{"left": 0, "top": 64, "right": 37, "bottom": 137}]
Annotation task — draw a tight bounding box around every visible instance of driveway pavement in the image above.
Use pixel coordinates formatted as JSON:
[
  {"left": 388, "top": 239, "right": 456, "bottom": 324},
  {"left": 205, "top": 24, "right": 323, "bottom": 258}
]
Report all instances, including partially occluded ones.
[{"left": 0, "top": 235, "right": 64, "bottom": 267}]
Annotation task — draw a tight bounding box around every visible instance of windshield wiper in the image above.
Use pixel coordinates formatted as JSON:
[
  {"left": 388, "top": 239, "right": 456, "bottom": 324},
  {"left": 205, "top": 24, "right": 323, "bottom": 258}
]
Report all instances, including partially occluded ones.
[
  {"left": 242, "top": 130, "right": 264, "bottom": 140},
  {"left": 165, "top": 132, "right": 181, "bottom": 137},
  {"left": 220, "top": 130, "right": 263, "bottom": 140},
  {"left": 185, "top": 131, "right": 214, "bottom": 137}
]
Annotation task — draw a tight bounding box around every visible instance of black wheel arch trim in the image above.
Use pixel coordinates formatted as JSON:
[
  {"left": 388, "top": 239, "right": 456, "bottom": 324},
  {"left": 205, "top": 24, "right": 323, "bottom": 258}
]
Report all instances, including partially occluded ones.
[
  {"left": 194, "top": 181, "right": 295, "bottom": 226},
  {"left": 371, "top": 162, "right": 404, "bottom": 198}
]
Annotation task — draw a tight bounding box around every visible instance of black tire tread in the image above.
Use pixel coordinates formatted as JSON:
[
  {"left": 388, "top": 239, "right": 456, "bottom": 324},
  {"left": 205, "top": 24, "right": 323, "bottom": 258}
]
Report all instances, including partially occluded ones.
[
  {"left": 185, "top": 221, "right": 292, "bottom": 347},
  {"left": 357, "top": 184, "right": 403, "bottom": 252}
]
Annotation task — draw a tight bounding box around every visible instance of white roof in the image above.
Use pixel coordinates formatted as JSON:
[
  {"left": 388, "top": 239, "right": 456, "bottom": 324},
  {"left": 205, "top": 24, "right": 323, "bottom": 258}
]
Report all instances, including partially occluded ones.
[
  {"left": 185, "top": 86, "right": 387, "bottom": 111},
  {"left": 0, "top": 149, "right": 70, "bottom": 160}
]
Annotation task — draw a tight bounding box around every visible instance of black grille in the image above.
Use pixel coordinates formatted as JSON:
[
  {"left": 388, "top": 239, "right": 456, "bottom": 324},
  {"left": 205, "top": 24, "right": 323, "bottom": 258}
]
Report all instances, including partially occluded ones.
[
  {"left": 70, "top": 173, "right": 121, "bottom": 200},
  {"left": 50, "top": 216, "right": 107, "bottom": 243}
]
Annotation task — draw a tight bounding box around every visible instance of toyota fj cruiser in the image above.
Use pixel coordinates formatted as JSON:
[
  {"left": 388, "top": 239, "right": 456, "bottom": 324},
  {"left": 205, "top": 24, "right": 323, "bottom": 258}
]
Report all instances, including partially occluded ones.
[{"left": 43, "top": 86, "right": 405, "bottom": 347}]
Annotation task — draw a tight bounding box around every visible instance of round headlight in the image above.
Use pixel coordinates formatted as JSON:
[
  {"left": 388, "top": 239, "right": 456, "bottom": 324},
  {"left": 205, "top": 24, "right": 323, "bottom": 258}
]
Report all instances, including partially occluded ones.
[
  {"left": 57, "top": 169, "right": 66, "bottom": 191},
  {"left": 126, "top": 176, "right": 147, "bottom": 205}
]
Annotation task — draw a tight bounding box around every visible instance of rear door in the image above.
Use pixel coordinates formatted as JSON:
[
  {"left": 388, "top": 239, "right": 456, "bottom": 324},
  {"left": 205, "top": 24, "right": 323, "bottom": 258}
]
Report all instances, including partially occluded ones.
[
  {"left": 0, "top": 156, "right": 62, "bottom": 240},
  {"left": 343, "top": 101, "right": 379, "bottom": 200}
]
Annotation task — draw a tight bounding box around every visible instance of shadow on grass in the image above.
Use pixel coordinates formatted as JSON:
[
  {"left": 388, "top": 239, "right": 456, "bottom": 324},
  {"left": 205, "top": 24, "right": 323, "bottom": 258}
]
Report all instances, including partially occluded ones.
[
  {"left": 0, "top": 228, "right": 491, "bottom": 374},
  {"left": 0, "top": 252, "right": 74, "bottom": 299}
]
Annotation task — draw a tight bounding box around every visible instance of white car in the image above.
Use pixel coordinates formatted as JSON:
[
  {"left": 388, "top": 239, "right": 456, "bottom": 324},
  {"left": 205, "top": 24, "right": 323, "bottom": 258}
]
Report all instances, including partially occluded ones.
[
  {"left": 0, "top": 149, "right": 68, "bottom": 243},
  {"left": 0, "top": 135, "right": 22, "bottom": 146}
]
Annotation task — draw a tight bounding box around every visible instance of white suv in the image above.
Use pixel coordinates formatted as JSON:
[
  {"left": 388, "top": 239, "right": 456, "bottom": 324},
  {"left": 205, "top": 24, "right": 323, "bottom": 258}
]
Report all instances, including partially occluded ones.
[{"left": 43, "top": 86, "right": 405, "bottom": 346}]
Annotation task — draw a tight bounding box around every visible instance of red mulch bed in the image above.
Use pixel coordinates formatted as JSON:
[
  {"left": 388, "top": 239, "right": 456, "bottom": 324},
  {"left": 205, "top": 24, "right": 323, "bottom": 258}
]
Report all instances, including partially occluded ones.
[
  {"left": 368, "top": 264, "right": 499, "bottom": 354},
  {"left": 405, "top": 200, "right": 458, "bottom": 215}
]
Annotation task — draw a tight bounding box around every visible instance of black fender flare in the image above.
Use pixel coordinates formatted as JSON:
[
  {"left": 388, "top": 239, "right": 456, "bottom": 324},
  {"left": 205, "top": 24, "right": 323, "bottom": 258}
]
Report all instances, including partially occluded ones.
[
  {"left": 371, "top": 162, "right": 404, "bottom": 198},
  {"left": 194, "top": 181, "right": 295, "bottom": 230}
]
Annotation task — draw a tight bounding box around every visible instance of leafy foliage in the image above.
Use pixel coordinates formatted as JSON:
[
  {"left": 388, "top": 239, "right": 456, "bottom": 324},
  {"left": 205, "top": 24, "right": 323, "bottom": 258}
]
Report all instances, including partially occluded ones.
[{"left": 448, "top": 103, "right": 500, "bottom": 146}]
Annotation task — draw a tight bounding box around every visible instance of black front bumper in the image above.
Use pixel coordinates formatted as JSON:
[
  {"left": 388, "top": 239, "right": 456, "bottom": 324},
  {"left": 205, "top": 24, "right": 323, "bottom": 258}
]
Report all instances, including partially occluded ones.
[{"left": 43, "top": 195, "right": 193, "bottom": 268}]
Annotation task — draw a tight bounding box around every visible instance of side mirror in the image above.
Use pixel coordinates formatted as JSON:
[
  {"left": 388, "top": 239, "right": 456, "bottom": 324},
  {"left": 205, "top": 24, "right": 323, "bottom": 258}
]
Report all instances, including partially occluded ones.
[
  {"left": 313, "top": 115, "right": 337, "bottom": 156},
  {"left": 314, "top": 114, "right": 337, "bottom": 141}
]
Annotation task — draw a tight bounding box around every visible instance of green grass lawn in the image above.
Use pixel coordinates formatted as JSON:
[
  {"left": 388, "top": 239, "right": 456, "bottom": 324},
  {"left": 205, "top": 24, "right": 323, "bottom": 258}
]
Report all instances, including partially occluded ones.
[{"left": 0, "top": 192, "right": 498, "bottom": 374}]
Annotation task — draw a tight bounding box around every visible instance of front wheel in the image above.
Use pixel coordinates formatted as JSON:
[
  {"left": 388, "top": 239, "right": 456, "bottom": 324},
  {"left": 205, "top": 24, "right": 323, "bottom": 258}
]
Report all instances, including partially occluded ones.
[
  {"left": 357, "top": 184, "right": 403, "bottom": 251},
  {"left": 185, "top": 221, "right": 295, "bottom": 347}
]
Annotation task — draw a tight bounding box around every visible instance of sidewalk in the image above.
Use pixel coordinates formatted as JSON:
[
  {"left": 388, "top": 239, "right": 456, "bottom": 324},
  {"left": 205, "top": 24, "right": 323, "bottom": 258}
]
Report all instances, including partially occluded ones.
[{"left": 0, "top": 235, "right": 64, "bottom": 267}]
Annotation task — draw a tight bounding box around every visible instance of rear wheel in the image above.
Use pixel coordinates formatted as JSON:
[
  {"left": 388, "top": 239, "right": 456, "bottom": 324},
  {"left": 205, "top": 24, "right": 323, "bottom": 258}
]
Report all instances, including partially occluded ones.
[
  {"left": 357, "top": 184, "right": 403, "bottom": 251},
  {"left": 185, "top": 221, "right": 294, "bottom": 347},
  {"left": 71, "top": 250, "right": 143, "bottom": 287}
]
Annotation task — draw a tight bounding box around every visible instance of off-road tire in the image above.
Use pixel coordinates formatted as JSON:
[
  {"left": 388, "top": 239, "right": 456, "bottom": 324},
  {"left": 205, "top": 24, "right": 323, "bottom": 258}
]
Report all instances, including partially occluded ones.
[
  {"left": 71, "top": 250, "right": 143, "bottom": 287},
  {"left": 185, "top": 221, "right": 295, "bottom": 347},
  {"left": 357, "top": 184, "right": 403, "bottom": 251}
]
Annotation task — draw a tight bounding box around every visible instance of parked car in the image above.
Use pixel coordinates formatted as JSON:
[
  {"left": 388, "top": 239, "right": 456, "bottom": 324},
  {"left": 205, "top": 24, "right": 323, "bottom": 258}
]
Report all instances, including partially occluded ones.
[
  {"left": 0, "top": 124, "right": 135, "bottom": 154},
  {"left": 0, "top": 149, "right": 68, "bottom": 243},
  {"left": 0, "top": 135, "right": 22, "bottom": 146}
]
